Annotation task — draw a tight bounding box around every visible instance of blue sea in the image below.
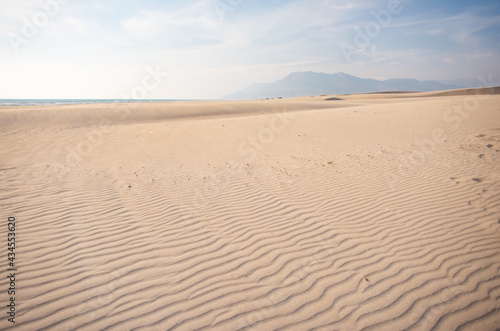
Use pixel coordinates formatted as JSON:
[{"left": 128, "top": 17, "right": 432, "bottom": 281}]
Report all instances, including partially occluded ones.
[{"left": 0, "top": 99, "right": 201, "bottom": 106}]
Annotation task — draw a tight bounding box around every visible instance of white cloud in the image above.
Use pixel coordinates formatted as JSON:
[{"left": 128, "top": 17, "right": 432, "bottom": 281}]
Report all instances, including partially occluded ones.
[
  {"left": 0, "top": 1, "right": 48, "bottom": 37},
  {"left": 427, "top": 28, "right": 445, "bottom": 35},
  {"left": 91, "top": 1, "right": 115, "bottom": 13},
  {"left": 61, "top": 17, "right": 87, "bottom": 33},
  {"left": 121, "top": 2, "right": 217, "bottom": 40}
]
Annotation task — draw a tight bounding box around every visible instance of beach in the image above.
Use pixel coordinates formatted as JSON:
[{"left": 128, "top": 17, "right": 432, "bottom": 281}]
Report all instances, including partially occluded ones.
[{"left": 0, "top": 88, "right": 499, "bottom": 330}]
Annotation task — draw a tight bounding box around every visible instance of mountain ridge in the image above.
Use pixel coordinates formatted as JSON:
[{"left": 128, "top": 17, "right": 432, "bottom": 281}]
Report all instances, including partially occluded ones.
[{"left": 222, "top": 71, "right": 463, "bottom": 100}]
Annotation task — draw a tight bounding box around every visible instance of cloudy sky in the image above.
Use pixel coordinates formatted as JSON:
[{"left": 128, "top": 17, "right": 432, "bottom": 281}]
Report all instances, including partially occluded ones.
[{"left": 1, "top": 0, "right": 499, "bottom": 99}]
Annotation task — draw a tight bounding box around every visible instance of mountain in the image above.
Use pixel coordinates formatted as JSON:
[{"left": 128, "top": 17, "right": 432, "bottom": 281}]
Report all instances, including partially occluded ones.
[{"left": 222, "top": 72, "right": 462, "bottom": 100}]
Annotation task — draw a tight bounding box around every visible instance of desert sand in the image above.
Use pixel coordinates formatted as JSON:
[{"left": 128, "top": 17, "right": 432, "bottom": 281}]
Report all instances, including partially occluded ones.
[{"left": 0, "top": 87, "right": 499, "bottom": 330}]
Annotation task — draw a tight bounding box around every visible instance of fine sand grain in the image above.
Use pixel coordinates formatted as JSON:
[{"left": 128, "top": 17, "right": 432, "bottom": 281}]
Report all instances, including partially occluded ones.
[{"left": 1, "top": 88, "right": 499, "bottom": 330}]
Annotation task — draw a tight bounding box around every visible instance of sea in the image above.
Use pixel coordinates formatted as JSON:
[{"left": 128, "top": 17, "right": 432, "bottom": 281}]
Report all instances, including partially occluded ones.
[{"left": 0, "top": 99, "right": 202, "bottom": 106}]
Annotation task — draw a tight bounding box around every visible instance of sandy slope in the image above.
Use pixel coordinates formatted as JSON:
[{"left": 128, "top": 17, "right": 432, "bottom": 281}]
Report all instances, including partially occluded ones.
[{"left": 0, "top": 88, "right": 499, "bottom": 330}]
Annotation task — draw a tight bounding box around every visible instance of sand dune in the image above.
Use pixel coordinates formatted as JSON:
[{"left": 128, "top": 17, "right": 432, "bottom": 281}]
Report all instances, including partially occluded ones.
[
  {"left": 325, "top": 86, "right": 500, "bottom": 100},
  {"left": 1, "top": 87, "right": 499, "bottom": 330},
  {"left": 0, "top": 100, "right": 352, "bottom": 129}
]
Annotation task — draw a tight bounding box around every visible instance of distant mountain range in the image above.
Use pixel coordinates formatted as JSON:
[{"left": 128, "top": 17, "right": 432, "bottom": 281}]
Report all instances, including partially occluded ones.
[{"left": 222, "top": 72, "right": 466, "bottom": 100}]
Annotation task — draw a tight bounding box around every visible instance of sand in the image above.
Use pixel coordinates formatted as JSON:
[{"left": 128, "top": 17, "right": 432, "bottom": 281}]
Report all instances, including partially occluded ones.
[{"left": 0, "top": 88, "right": 499, "bottom": 330}]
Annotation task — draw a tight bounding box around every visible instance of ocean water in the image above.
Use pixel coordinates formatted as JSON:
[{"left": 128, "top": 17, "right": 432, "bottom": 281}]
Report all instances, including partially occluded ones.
[{"left": 0, "top": 99, "right": 199, "bottom": 106}]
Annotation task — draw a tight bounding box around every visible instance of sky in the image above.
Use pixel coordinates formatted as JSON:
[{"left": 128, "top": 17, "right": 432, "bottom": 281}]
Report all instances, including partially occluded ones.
[{"left": 0, "top": 0, "right": 499, "bottom": 99}]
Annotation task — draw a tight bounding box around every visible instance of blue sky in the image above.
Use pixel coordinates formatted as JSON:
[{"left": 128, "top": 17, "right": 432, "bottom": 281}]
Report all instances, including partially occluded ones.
[{"left": 1, "top": 0, "right": 499, "bottom": 99}]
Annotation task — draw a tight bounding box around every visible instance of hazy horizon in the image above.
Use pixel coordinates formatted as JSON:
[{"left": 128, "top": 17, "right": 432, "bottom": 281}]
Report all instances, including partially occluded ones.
[{"left": 1, "top": 0, "right": 500, "bottom": 99}]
